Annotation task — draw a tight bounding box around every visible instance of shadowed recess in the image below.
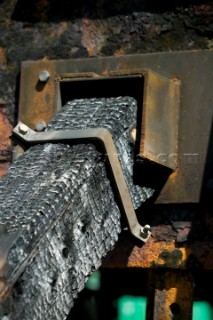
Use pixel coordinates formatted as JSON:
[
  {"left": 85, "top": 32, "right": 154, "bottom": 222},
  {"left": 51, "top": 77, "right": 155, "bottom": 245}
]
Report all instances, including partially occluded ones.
[{"left": 11, "top": 0, "right": 213, "bottom": 21}]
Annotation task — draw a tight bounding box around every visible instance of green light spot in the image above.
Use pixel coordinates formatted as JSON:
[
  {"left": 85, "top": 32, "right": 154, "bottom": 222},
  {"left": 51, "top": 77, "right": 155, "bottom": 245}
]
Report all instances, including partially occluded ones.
[
  {"left": 193, "top": 301, "right": 213, "bottom": 320},
  {"left": 85, "top": 271, "right": 101, "bottom": 291},
  {"left": 117, "top": 296, "right": 147, "bottom": 320}
]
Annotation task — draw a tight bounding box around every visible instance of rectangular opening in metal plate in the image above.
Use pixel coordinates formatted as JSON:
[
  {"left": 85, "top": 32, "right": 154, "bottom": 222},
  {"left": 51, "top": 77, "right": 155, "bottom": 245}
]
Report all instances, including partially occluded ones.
[{"left": 19, "top": 50, "right": 213, "bottom": 204}]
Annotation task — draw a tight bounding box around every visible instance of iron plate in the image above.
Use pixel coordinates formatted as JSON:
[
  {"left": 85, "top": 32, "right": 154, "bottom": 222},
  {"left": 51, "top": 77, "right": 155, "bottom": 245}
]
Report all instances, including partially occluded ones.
[{"left": 18, "top": 50, "right": 213, "bottom": 203}]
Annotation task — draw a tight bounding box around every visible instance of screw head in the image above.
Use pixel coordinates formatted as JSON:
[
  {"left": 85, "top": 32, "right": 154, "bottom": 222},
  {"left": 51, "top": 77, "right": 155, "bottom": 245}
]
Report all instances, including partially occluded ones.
[
  {"left": 35, "top": 120, "right": 47, "bottom": 132},
  {"left": 38, "top": 70, "right": 50, "bottom": 82},
  {"left": 18, "top": 123, "right": 28, "bottom": 135}
]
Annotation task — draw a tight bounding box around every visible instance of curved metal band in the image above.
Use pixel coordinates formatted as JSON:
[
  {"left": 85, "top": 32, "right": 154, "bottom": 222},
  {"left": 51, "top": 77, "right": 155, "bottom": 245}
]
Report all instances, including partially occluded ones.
[{"left": 13, "top": 122, "right": 151, "bottom": 243}]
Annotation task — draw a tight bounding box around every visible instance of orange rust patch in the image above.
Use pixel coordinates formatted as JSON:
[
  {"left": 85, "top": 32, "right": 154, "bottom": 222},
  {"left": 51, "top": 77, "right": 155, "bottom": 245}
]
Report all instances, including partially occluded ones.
[
  {"left": 152, "top": 271, "right": 193, "bottom": 320},
  {"left": 0, "top": 107, "right": 12, "bottom": 149},
  {"left": 19, "top": 61, "right": 56, "bottom": 128},
  {"left": 0, "top": 48, "right": 7, "bottom": 66},
  {"left": 0, "top": 162, "right": 10, "bottom": 177},
  {"left": 102, "top": 69, "right": 109, "bottom": 76},
  {"left": 103, "top": 234, "right": 213, "bottom": 270},
  {"left": 114, "top": 49, "right": 125, "bottom": 56},
  {"left": 127, "top": 238, "right": 190, "bottom": 268},
  {"left": 81, "top": 18, "right": 106, "bottom": 56},
  {"left": 0, "top": 105, "right": 13, "bottom": 176}
]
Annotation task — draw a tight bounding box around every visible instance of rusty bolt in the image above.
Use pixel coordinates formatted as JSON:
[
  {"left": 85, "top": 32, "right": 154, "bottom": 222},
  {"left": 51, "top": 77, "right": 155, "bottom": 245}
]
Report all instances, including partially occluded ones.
[
  {"left": 35, "top": 120, "right": 47, "bottom": 132},
  {"left": 38, "top": 70, "right": 50, "bottom": 82},
  {"left": 18, "top": 123, "right": 28, "bottom": 135}
]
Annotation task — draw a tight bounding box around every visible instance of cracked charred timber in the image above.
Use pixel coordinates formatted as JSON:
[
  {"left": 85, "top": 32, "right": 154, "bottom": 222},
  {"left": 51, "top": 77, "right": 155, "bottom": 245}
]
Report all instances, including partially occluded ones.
[{"left": 0, "top": 97, "right": 152, "bottom": 319}]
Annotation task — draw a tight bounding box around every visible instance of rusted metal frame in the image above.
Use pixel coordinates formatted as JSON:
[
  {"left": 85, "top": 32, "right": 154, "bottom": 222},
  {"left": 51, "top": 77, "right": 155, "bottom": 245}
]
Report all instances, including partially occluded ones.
[
  {"left": 12, "top": 122, "right": 151, "bottom": 244},
  {"left": 19, "top": 50, "right": 213, "bottom": 204},
  {"left": 110, "top": 68, "right": 180, "bottom": 171},
  {"left": 55, "top": 72, "right": 100, "bottom": 81},
  {"left": 54, "top": 68, "right": 179, "bottom": 171},
  {"left": 19, "top": 58, "right": 181, "bottom": 202},
  {"left": 54, "top": 73, "right": 143, "bottom": 112},
  {"left": 146, "top": 270, "right": 194, "bottom": 320}
]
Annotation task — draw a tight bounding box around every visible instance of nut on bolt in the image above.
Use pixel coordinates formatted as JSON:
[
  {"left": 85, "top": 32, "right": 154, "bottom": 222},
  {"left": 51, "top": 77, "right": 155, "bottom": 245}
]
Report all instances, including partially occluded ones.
[
  {"left": 38, "top": 70, "right": 50, "bottom": 82},
  {"left": 140, "top": 224, "right": 151, "bottom": 238},
  {"left": 18, "top": 123, "right": 29, "bottom": 135}
]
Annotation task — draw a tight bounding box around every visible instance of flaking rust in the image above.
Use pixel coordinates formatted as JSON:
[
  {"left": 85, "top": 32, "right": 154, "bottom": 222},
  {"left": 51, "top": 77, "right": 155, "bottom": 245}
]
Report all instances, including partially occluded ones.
[{"left": 0, "top": 104, "right": 13, "bottom": 176}]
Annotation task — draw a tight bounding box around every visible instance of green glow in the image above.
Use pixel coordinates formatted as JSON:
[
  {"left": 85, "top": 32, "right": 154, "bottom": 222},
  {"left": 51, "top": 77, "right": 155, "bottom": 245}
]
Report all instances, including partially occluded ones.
[
  {"left": 117, "top": 296, "right": 147, "bottom": 320},
  {"left": 85, "top": 271, "right": 101, "bottom": 291},
  {"left": 193, "top": 301, "right": 213, "bottom": 320}
]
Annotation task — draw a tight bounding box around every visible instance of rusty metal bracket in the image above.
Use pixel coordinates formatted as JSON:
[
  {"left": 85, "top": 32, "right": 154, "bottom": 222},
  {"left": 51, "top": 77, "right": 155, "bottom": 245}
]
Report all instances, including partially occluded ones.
[
  {"left": 19, "top": 50, "right": 213, "bottom": 204},
  {"left": 12, "top": 122, "right": 152, "bottom": 243}
]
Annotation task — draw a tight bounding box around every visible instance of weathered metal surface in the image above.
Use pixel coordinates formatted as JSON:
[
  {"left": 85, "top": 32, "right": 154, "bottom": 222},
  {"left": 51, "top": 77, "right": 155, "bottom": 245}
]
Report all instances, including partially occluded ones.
[
  {"left": 23, "top": 66, "right": 179, "bottom": 173},
  {"left": 103, "top": 204, "right": 213, "bottom": 270},
  {"left": 0, "top": 104, "right": 12, "bottom": 177},
  {"left": 12, "top": 122, "right": 151, "bottom": 243},
  {"left": 18, "top": 61, "right": 56, "bottom": 129},
  {"left": 147, "top": 271, "right": 193, "bottom": 320},
  {"left": 19, "top": 49, "right": 213, "bottom": 203},
  {"left": 103, "top": 235, "right": 213, "bottom": 270},
  {"left": 110, "top": 69, "right": 180, "bottom": 171}
]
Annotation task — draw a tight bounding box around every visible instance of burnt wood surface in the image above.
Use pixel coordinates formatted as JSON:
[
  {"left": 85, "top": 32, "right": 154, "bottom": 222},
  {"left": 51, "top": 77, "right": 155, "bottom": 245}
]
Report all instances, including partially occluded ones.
[{"left": 0, "top": 97, "right": 151, "bottom": 319}]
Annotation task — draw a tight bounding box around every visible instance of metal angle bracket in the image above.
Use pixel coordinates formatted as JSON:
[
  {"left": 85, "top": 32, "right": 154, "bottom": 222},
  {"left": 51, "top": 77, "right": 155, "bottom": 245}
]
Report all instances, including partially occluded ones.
[{"left": 12, "top": 122, "right": 152, "bottom": 243}]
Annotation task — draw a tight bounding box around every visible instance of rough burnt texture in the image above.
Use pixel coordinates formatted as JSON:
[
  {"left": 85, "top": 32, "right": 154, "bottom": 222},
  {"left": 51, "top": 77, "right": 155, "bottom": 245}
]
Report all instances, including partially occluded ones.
[
  {"left": 47, "top": 97, "right": 153, "bottom": 207},
  {"left": 0, "top": 97, "right": 148, "bottom": 319},
  {"left": 0, "top": 143, "right": 121, "bottom": 319}
]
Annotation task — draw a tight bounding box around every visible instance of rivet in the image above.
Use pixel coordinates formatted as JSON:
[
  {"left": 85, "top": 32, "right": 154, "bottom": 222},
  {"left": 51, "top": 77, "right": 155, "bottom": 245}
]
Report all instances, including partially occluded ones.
[
  {"left": 38, "top": 70, "right": 50, "bottom": 82},
  {"left": 35, "top": 120, "right": 47, "bottom": 132}
]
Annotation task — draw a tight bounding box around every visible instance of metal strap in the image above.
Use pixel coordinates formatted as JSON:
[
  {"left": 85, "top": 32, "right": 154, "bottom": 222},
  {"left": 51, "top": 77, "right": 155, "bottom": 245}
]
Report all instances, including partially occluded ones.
[{"left": 13, "top": 122, "right": 151, "bottom": 243}]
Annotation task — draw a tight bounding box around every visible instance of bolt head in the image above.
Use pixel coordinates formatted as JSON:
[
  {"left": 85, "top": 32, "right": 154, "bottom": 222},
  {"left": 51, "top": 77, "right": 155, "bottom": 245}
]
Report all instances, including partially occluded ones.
[
  {"left": 38, "top": 70, "right": 50, "bottom": 82},
  {"left": 35, "top": 120, "right": 47, "bottom": 132},
  {"left": 144, "top": 224, "right": 151, "bottom": 232},
  {"left": 19, "top": 123, "right": 29, "bottom": 135}
]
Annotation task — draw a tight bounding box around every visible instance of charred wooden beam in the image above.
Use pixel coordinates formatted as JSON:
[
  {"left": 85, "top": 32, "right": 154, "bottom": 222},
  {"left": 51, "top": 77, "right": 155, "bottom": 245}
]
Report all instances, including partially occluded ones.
[{"left": 0, "top": 97, "right": 151, "bottom": 319}]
